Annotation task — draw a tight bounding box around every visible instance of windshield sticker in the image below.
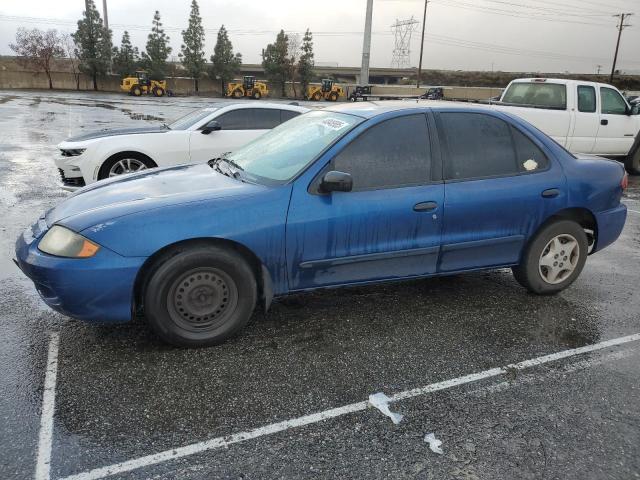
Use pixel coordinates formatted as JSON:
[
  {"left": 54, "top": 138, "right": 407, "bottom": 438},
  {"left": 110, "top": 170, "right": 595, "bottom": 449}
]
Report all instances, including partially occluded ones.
[
  {"left": 523, "top": 159, "right": 539, "bottom": 171},
  {"left": 321, "top": 118, "right": 349, "bottom": 131}
]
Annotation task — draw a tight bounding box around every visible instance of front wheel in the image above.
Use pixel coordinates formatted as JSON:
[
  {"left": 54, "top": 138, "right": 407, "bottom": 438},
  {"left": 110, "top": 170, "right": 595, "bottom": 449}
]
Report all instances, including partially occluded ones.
[
  {"left": 252, "top": 90, "right": 262, "bottom": 100},
  {"left": 625, "top": 145, "right": 640, "bottom": 175},
  {"left": 144, "top": 245, "right": 257, "bottom": 347},
  {"left": 512, "top": 220, "right": 588, "bottom": 295}
]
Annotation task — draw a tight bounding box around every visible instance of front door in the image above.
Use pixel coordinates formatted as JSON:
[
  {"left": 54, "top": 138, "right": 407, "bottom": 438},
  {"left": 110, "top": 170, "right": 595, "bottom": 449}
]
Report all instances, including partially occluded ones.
[
  {"left": 286, "top": 113, "right": 444, "bottom": 290},
  {"left": 593, "top": 86, "right": 637, "bottom": 155},
  {"left": 436, "top": 111, "right": 567, "bottom": 272},
  {"left": 189, "top": 108, "right": 279, "bottom": 163}
]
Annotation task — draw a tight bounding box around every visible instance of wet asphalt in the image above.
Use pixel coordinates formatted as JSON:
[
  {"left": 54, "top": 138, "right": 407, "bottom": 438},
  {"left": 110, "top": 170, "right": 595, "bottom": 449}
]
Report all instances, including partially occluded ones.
[{"left": 0, "top": 90, "right": 639, "bottom": 480}]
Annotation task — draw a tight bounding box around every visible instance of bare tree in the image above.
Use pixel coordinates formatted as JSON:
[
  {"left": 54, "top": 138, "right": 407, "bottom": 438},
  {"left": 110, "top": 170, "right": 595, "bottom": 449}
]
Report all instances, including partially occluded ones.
[
  {"left": 287, "top": 33, "right": 301, "bottom": 98},
  {"left": 61, "top": 33, "right": 81, "bottom": 90},
  {"left": 10, "top": 27, "right": 64, "bottom": 89}
]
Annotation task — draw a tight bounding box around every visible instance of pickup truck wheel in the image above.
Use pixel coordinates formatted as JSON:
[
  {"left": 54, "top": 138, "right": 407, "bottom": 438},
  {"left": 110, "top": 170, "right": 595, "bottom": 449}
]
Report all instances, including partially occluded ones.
[
  {"left": 624, "top": 146, "right": 640, "bottom": 175},
  {"left": 512, "top": 220, "right": 587, "bottom": 295},
  {"left": 144, "top": 245, "right": 257, "bottom": 347}
]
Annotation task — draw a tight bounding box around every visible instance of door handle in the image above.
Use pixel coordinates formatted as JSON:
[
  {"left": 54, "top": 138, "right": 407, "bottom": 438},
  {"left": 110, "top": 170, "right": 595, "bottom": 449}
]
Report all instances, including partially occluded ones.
[
  {"left": 414, "top": 201, "right": 438, "bottom": 212},
  {"left": 601, "top": 119, "right": 609, "bottom": 126},
  {"left": 541, "top": 188, "right": 560, "bottom": 198}
]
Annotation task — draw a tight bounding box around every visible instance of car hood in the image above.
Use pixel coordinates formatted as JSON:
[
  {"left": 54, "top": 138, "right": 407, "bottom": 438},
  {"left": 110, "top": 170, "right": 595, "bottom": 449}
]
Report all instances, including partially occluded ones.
[
  {"left": 45, "top": 164, "right": 267, "bottom": 229},
  {"left": 63, "top": 126, "right": 169, "bottom": 143}
]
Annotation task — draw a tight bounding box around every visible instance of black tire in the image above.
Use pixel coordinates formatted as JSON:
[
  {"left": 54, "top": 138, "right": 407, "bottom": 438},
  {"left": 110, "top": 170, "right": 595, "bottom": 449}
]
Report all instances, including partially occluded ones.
[
  {"left": 312, "top": 92, "right": 322, "bottom": 101},
  {"left": 131, "top": 85, "right": 142, "bottom": 96},
  {"left": 252, "top": 90, "right": 262, "bottom": 100},
  {"left": 232, "top": 89, "right": 244, "bottom": 98},
  {"left": 144, "top": 245, "right": 257, "bottom": 347},
  {"left": 98, "top": 152, "right": 157, "bottom": 180},
  {"left": 512, "top": 220, "right": 588, "bottom": 295},
  {"left": 329, "top": 92, "right": 339, "bottom": 102},
  {"left": 624, "top": 144, "right": 640, "bottom": 175},
  {"left": 153, "top": 86, "right": 165, "bottom": 97}
]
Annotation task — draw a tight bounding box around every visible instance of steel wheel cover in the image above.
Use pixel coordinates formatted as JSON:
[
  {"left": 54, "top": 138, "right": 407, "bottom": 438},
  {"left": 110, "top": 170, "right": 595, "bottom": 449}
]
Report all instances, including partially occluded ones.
[
  {"left": 166, "top": 268, "right": 238, "bottom": 332},
  {"left": 108, "top": 158, "right": 147, "bottom": 177},
  {"left": 538, "top": 233, "right": 580, "bottom": 285}
]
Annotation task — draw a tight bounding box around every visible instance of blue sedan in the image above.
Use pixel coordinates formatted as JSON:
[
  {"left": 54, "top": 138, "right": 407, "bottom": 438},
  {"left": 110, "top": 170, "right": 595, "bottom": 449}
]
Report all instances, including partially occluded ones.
[{"left": 16, "top": 103, "right": 628, "bottom": 346}]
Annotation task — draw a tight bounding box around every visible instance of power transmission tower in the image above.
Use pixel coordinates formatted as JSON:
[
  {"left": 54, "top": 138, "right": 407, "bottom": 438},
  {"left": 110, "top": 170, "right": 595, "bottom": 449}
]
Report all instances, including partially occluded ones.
[
  {"left": 391, "top": 17, "right": 419, "bottom": 69},
  {"left": 610, "top": 13, "right": 633, "bottom": 83},
  {"left": 416, "top": 0, "right": 429, "bottom": 88}
]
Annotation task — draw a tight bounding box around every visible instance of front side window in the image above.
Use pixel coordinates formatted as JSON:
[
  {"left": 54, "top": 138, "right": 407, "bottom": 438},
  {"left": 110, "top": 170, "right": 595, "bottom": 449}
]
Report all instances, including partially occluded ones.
[
  {"left": 227, "top": 111, "right": 362, "bottom": 183},
  {"left": 501, "top": 82, "right": 567, "bottom": 110},
  {"left": 440, "top": 113, "right": 518, "bottom": 180},
  {"left": 331, "top": 114, "right": 431, "bottom": 191},
  {"left": 215, "top": 108, "right": 281, "bottom": 130},
  {"left": 577, "top": 86, "right": 596, "bottom": 113},
  {"left": 601, "top": 87, "right": 628, "bottom": 115}
]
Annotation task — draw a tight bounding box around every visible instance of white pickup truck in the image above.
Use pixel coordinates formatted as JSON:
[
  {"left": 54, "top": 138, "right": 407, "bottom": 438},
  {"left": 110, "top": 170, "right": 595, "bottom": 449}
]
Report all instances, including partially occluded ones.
[{"left": 491, "top": 78, "right": 640, "bottom": 174}]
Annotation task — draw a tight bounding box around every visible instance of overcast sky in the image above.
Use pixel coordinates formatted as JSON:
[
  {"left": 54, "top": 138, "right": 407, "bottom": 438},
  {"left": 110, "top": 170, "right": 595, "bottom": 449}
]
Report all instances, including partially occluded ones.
[{"left": 1, "top": 0, "right": 639, "bottom": 73}]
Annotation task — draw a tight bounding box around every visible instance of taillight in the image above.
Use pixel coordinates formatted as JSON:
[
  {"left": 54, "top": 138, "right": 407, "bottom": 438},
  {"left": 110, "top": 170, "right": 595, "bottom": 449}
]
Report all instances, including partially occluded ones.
[{"left": 621, "top": 172, "right": 628, "bottom": 190}]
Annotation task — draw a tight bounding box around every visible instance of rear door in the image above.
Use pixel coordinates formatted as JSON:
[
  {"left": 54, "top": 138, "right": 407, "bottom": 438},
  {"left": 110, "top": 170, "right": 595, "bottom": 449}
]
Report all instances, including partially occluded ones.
[
  {"left": 567, "top": 85, "right": 599, "bottom": 154},
  {"left": 593, "top": 86, "right": 637, "bottom": 155},
  {"left": 436, "top": 111, "right": 567, "bottom": 272},
  {"left": 188, "top": 108, "right": 280, "bottom": 162},
  {"left": 286, "top": 113, "right": 444, "bottom": 290}
]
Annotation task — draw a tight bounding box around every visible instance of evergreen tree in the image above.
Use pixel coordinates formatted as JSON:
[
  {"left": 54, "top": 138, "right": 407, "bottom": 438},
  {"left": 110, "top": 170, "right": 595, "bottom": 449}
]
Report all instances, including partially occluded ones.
[
  {"left": 262, "top": 30, "right": 290, "bottom": 97},
  {"left": 209, "top": 25, "right": 242, "bottom": 93},
  {"left": 141, "top": 11, "right": 171, "bottom": 80},
  {"left": 179, "top": 0, "right": 205, "bottom": 92},
  {"left": 112, "top": 31, "right": 139, "bottom": 77},
  {"left": 72, "top": 0, "right": 111, "bottom": 90},
  {"left": 298, "top": 29, "right": 314, "bottom": 97}
]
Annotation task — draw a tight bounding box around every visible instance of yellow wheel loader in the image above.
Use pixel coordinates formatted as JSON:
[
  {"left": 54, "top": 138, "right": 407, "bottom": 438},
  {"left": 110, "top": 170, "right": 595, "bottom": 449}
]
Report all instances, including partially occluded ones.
[
  {"left": 226, "top": 76, "right": 269, "bottom": 99},
  {"left": 120, "top": 71, "right": 167, "bottom": 97},
  {"left": 306, "top": 79, "right": 344, "bottom": 101}
]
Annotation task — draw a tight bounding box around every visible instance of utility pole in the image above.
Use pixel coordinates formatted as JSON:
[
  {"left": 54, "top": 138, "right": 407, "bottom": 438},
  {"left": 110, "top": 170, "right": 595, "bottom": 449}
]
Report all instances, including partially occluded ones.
[
  {"left": 102, "top": 0, "right": 109, "bottom": 31},
  {"left": 610, "top": 13, "right": 633, "bottom": 83},
  {"left": 360, "top": 0, "right": 373, "bottom": 86},
  {"left": 416, "top": 0, "right": 429, "bottom": 88}
]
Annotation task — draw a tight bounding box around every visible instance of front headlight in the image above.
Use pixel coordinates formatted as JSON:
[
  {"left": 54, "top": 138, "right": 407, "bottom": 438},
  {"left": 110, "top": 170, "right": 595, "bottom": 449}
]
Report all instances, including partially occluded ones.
[
  {"left": 60, "top": 148, "right": 86, "bottom": 157},
  {"left": 38, "top": 225, "right": 100, "bottom": 258}
]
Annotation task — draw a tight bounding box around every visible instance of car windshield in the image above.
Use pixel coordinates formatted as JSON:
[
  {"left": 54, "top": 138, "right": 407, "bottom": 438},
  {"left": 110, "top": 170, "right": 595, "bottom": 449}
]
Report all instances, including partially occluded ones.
[
  {"left": 225, "top": 111, "right": 362, "bottom": 184},
  {"left": 168, "top": 107, "right": 220, "bottom": 130}
]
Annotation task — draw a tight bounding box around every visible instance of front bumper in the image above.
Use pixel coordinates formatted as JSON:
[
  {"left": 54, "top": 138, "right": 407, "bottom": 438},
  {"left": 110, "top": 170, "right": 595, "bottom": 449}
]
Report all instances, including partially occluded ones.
[
  {"left": 15, "top": 222, "right": 146, "bottom": 323},
  {"left": 54, "top": 153, "right": 87, "bottom": 191},
  {"left": 593, "top": 203, "right": 627, "bottom": 253}
]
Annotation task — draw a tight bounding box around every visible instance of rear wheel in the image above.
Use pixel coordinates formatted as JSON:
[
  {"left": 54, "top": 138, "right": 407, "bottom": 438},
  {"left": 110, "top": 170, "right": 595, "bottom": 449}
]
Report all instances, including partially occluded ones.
[
  {"left": 232, "top": 88, "right": 244, "bottom": 98},
  {"left": 624, "top": 145, "right": 640, "bottom": 174},
  {"left": 512, "top": 220, "right": 588, "bottom": 295},
  {"left": 312, "top": 92, "right": 322, "bottom": 101},
  {"left": 131, "top": 85, "right": 142, "bottom": 96},
  {"left": 144, "top": 245, "right": 257, "bottom": 347},
  {"left": 252, "top": 90, "right": 262, "bottom": 100},
  {"left": 329, "top": 91, "right": 339, "bottom": 102},
  {"left": 153, "top": 86, "right": 165, "bottom": 97}
]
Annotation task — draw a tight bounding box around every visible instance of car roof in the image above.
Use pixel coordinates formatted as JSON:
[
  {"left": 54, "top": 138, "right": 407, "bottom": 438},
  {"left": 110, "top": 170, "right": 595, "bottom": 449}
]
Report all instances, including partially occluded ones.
[
  {"left": 506, "top": 78, "right": 615, "bottom": 89},
  {"left": 217, "top": 102, "right": 309, "bottom": 113},
  {"left": 323, "top": 100, "right": 493, "bottom": 118}
]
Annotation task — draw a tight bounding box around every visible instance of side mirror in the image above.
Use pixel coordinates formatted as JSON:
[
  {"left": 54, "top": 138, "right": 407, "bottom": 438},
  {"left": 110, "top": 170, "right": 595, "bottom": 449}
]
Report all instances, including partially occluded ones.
[
  {"left": 631, "top": 104, "right": 640, "bottom": 116},
  {"left": 201, "top": 120, "right": 221, "bottom": 134},
  {"left": 320, "top": 171, "right": 353, "bottom": 193}
]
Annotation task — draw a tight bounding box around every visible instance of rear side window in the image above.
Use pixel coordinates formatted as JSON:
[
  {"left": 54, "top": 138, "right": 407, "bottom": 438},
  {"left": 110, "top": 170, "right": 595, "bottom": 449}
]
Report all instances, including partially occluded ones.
[
  {"left": 577, "top": 86, "right": 596, "bottom": 113},
  {"left": 501, "top": 82, "right": 567, "bottom": 109},
  {"left": 332, "top": 114, "right": 431, "bottom": 191},
  {"left": 601, "top": 87, "right": 628, "bottom": 115},
  {"left": 280, "top": 109, "right": 301, "bottom": 123},
  {"left": 216, "top": 108, "right": 281, "bottom": 130},
  {"left": 440, "top": 113, "right": 518, "bottom": 180},
  {"left": 511, "top": 128, "right": 549, "bottom": 172}
]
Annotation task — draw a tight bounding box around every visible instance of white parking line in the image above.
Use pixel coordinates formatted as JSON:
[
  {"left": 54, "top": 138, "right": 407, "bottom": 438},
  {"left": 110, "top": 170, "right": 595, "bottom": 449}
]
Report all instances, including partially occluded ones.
[
  {"left": 35, "top": 332, "right": 60, "bottom": 480},
  {"left": 59, "top": 332, "right": 640, "bottom": 480}
]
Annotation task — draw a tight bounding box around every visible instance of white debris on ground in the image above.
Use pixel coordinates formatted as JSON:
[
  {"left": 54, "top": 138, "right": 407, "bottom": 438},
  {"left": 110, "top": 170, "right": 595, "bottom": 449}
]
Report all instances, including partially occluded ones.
[
  {"left": 424, "top": 433, "right": 444, "bottom": 454},
  {"left": 368, "top": 392, "right": 404, "bottom": 424}
]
